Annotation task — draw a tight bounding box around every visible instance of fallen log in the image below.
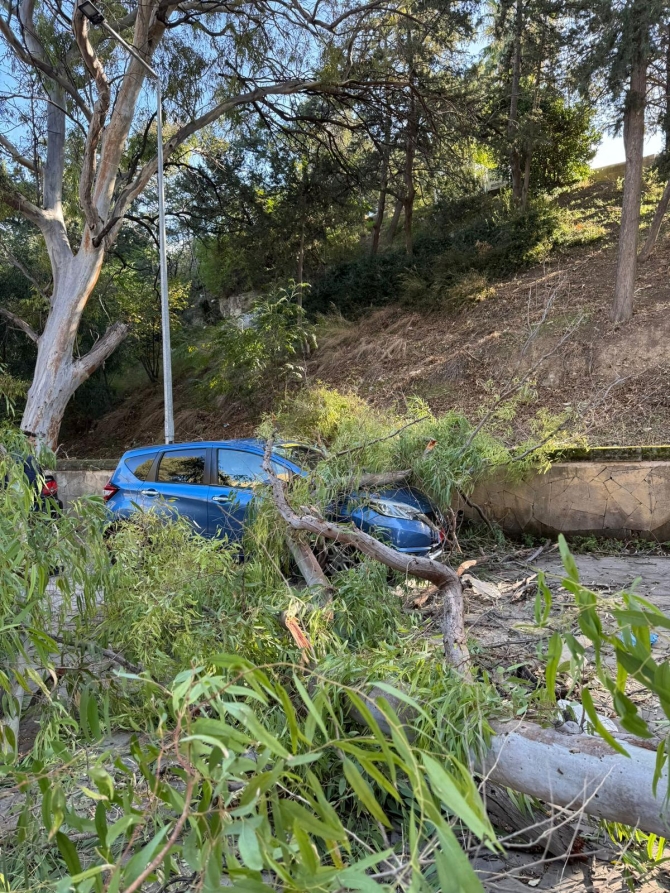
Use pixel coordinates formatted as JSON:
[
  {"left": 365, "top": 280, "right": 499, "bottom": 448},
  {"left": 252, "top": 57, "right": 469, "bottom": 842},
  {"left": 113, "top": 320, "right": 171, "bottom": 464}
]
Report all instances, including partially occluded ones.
[
  {"left": 262, "top": 440, "right": 470, "bottom": 672},
  {"left": 353, "top": 686, "right": 670, "bottom": 837},
  {"left": 477, "top": 720, "right": 670, "bottom": 837}
]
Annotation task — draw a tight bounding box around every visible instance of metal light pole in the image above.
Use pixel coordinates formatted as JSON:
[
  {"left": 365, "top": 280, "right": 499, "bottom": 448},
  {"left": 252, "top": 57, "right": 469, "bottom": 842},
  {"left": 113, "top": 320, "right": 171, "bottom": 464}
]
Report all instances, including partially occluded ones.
[{"left": 78, "top": 0, "right": 175, "bottom": 444}]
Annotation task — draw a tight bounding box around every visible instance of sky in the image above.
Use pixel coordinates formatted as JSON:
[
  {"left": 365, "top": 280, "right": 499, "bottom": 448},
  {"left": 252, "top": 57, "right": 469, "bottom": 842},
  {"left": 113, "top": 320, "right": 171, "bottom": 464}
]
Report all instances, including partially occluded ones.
[{"left": 591, "top": 130, "right": 664, "bottom": 168}]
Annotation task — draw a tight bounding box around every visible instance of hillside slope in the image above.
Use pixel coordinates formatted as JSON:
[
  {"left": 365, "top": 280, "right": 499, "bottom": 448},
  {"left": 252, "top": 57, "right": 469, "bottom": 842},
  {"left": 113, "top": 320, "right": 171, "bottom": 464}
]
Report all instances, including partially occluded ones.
[{"left": 63, "top": 175, "right": 670, "bottom": 457}]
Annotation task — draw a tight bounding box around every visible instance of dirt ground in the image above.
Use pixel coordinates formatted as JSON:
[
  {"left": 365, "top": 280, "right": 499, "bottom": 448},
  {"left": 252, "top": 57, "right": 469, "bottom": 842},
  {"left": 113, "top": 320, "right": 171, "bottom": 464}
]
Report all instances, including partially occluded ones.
[{"left": 65, "top": 189, "right": 670, "bottom": 458}]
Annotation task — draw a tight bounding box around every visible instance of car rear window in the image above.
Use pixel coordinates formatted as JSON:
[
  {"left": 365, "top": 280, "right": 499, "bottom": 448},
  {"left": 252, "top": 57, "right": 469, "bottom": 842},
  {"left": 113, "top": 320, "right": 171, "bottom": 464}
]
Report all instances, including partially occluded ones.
[
  {"left": 125, "top": 453, "right": 158, "bottom": 481},
  {"left": 157, "top": 449, "right": 207, "bottom": 484}
]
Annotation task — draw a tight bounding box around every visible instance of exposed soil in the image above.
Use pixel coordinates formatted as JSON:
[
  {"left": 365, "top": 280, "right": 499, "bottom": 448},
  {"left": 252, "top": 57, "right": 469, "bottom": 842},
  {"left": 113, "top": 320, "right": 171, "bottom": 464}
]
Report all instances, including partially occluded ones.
[{"left": 63, "top": 175, "right": 670, "bottom": 458}]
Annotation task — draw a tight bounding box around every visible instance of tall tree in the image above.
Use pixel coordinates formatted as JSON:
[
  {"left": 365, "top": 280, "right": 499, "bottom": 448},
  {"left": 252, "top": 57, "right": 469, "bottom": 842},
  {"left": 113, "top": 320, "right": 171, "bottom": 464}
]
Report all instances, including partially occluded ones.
[
  {"left": 0, "top": 0, "right": 396, "bottom": 446},
  {"left": 572, "top": 0, "right": 665, "bottom": 323},
  {"left": 485, "top": 0, "right": 569, "bottom": 208},
  {"left": 639, "top": 21, "right": 670, "bottom": 263}
]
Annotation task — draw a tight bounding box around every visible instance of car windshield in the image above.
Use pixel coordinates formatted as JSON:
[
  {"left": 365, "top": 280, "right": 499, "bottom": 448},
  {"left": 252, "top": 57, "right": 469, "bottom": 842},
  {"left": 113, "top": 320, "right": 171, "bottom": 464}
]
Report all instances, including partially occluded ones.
[{"left": 273, "top": 443, "right": 324, "bottom": 470}]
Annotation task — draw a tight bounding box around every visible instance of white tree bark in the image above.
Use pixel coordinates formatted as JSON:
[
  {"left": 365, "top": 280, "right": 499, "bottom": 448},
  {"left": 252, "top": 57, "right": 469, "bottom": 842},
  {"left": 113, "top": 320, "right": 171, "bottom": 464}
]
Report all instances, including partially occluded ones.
[
  {"left": 21, "top": 244, "right": 127, "bottom": 446},
  {"left": 477, "top": 720, "right": 670, "bottom": 837}
]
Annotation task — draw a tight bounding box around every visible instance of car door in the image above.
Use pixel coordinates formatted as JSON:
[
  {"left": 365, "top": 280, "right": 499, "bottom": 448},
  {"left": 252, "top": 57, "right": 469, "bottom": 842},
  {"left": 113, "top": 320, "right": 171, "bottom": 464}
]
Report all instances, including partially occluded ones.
[
  {"left": 144, "top": 447, "right": 210, "bottom": 534},
  {"left": 208, "top": 448, "right": 291, "bottom": 540}
]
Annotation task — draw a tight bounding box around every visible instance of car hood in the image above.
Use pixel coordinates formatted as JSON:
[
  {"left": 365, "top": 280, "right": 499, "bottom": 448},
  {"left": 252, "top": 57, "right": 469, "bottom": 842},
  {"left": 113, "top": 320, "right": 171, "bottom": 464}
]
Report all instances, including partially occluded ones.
[{"left": 353, "top": 485, "right": 438, "bottom": 516}]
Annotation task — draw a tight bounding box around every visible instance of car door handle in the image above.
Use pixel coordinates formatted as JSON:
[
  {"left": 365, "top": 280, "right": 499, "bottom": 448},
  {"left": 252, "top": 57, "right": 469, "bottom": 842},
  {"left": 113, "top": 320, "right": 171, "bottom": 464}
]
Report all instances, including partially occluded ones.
[
  {"left": 212, "top": 494, "right": 233, "bottom": 504},
  {"left": 140, "top": 488, "right": 159, "bottom": 497}
]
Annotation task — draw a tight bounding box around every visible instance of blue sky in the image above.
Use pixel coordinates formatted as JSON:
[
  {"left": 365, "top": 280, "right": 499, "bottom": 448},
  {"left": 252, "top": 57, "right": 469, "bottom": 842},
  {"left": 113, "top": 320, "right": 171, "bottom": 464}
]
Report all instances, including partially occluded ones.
[{"left": 591, "top": 130, "right": 664, "bottom": 168}]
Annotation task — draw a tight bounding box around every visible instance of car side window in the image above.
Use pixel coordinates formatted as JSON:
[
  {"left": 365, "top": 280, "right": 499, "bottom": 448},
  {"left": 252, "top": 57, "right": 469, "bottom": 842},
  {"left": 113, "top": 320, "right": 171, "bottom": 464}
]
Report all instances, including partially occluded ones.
[
  {"left": 126, "top": 453, "right": 158, "bottom": 481},
  {"left": 217, "top": 449, "right": 288, "bottom": 488},
  {"left": 157, "top": 449, "right": 207, "bottom": 484}
]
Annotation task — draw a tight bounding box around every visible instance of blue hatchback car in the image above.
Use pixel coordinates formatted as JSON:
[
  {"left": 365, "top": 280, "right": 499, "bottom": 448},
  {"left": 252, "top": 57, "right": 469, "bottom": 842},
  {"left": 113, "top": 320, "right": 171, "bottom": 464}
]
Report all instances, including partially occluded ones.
[{"left": 103, "top": 440, "right": 447, "bottom": 557}]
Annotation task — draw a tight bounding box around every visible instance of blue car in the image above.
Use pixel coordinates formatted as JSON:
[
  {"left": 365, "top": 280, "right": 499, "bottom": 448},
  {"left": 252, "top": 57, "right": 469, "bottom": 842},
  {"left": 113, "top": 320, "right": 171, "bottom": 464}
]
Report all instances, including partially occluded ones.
[{"left": 103, "top": 440, "right": 447, "bottom": 558}]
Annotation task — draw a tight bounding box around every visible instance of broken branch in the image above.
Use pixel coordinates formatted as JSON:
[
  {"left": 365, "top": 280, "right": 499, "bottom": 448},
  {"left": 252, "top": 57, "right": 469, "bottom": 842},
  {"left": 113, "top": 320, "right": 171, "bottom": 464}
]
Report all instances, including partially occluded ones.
[{"left": 262, "top": 438, "right": 470, "bottom": 673}]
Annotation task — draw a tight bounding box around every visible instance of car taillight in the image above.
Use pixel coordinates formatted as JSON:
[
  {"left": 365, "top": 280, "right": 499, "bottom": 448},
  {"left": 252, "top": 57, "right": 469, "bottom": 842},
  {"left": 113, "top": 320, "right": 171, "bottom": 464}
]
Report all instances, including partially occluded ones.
[
  {"left": 103, "top": 480, "right": 119, "bottom": 502},
  {"left": 42, "top": 478, "right": 58, "bottom": 497}
]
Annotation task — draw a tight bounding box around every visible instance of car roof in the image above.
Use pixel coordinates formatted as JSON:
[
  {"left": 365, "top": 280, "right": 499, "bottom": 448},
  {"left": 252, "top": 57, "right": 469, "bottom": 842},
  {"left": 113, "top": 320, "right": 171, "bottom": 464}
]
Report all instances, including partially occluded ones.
[{"left": 120, "top": 438, "right": 319, "bottom": 458}]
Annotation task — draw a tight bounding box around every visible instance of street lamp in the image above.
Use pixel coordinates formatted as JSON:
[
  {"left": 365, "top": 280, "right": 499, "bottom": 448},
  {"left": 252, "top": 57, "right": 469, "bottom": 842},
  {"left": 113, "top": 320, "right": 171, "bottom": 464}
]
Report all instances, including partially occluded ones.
[{"left": 78, "top": 0, "right": 175, "bottom": 445}]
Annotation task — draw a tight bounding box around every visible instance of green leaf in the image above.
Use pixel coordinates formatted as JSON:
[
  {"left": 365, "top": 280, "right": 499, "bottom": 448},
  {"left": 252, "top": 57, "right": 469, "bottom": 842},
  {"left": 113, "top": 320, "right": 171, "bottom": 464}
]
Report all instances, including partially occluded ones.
[
  {"left": 653, "top": 740, "right": 668, "bottom": 798},
  {"left": 431, "top": 810, "right": 486, "bottom": 892},
  {"left": 580, "top": 689, "right": 628, "bottom": 756},
  {"left": 89, "top": 767, "right": 114, "bottom": 802},
  {"left": 534, "top": 573, "right": 552, "bottom": 626},
  {"left": 558, "top": 534, "right": 579, "bottom": 583},
  {"left": 87, "top": 691, "right": 102, "bottom": 740},
  {"left": 238, "top": 823, "right": 264, "bottom": 871},
  {"left": 279, "top": 800, "right": 346, "bottom": 841},
  {"left": 122, "top": 825, "right": 170, "bottom": 887},
  {"left": 106, "top": 814, "right": 142, "bottom": 848},
  {"left": 94, "top": 801, "right": 108, "bottom": 849},
  {"left": 56, "top": 832, "right": 82, "bottom": 876},
  {"left": 545, "top": 631, "right": 562, "bottom": 701},
  {"left": 422, "top": 754, "right": 493, "bottom": 841},
  {"left": 293, "top": 676, "right": 328, "bottom": 741},
  {"left": 292, "top": 820, "right": 318, "bottom": 875},
  {"left": 342, "top": 757, "right": 390, "bottom": 828}
]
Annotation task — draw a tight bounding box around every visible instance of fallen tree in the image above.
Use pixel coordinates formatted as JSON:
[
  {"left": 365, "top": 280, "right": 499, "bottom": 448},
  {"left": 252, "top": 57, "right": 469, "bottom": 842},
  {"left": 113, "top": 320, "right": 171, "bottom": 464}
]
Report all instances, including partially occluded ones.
[
  {"left": 478, "top": 720, "right": 670, "bottom": 838},
  {"left": 262, "top": 439, "right": 670, "bottom": 837},
  {"left": 262, "top": 439, "right": 470, "bottom": 672}
]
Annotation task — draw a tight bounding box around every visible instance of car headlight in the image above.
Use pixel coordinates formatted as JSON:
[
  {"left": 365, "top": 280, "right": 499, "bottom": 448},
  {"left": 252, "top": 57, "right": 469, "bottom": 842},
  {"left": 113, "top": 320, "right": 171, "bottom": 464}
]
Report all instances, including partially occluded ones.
[{"left": 366, "top": 499, "right": 420, "bottom": 520}]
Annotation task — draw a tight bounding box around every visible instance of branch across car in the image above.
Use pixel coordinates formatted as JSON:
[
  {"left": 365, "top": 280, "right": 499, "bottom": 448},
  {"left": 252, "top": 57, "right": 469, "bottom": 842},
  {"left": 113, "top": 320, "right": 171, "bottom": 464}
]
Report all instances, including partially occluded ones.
[{"left": 103, "top": 439, "right": 447, "bottom": 557}]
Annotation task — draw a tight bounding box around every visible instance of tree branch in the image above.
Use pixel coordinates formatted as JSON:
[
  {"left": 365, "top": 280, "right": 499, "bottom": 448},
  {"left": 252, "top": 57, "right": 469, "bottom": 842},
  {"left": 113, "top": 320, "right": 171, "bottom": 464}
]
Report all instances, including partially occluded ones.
[
  {"left": 0, "top": 15, "right": 92, "bottom": 121},
  {"left": 0, "top": 307, "right": 39, "bottom": 343},
  {"left": 0, "top": 237, "right": 50, "bottom": 300},
  {"left": 100, "top": 79, "right": 353, "bottom": 246},
  {"left": 262, "top": 438, "right": 470, "bottom": 672},
  {"left": 73, "top": 5, "right": 111, "bottom": 234},
  {"left": 0, "top": 134, "right": 38, "bottom": 173},
  {"left": 74, "top": 321, "right": 128, "bottom": 379}
]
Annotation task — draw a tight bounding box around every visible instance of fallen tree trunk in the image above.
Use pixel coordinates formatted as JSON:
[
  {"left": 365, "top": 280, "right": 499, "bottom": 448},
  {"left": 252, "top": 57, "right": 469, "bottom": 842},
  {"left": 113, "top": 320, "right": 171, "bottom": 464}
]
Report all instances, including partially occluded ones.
[
  {"left": 354, "top": 689, "right": 670, "bottom": 836},
  {"left": 262, "top": 440, "right": 470, "bottom": 673},
  {"left": 477, "top": 720, "right": 670, "bottom": 837}
]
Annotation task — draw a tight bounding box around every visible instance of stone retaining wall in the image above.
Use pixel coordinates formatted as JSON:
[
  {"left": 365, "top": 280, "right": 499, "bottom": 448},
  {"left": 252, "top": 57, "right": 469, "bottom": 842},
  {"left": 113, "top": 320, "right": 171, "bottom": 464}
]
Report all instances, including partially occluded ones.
[
  {"left": 55, "top": 468, "right": 113, "bottom": 508},
  {"left": 464, "top": 462, "right": 670, "bottom": 541}
]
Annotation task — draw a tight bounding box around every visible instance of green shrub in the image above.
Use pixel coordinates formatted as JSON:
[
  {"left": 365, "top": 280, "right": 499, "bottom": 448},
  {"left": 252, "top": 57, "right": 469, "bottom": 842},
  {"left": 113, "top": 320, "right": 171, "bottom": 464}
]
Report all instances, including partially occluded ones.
[
  {"left": 205, "top": 283, "right": 316, "bottom": 397},
  {"left": 306, "top": 194, "right": 603, "bottom": 317}
]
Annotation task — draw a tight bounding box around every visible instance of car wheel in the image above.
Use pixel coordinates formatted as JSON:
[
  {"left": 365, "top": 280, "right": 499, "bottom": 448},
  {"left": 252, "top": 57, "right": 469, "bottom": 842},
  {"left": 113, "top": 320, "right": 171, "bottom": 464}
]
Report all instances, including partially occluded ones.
[{"left": 316, "top": 542, "right": 360, "bottom": 576}]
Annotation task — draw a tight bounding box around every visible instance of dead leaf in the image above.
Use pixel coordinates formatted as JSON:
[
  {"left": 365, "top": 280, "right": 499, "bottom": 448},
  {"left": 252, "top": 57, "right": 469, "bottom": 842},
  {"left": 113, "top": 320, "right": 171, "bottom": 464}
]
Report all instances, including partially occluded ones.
[
  {"left": 462, "top": 574, "right": 500, "bottom": 601},
  {"left": 456, "top": 559, "right": 477, "bottom": 577}
]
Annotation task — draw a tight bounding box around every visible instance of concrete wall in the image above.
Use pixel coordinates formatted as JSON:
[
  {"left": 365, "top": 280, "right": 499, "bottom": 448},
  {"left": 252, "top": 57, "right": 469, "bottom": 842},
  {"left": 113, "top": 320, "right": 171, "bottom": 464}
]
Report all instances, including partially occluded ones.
[
  {"left": 464, "top": 462, "right": 670, "bottom": 541},
  {"left": 54, "top": 468, "right": 113, "bottom": 508}
]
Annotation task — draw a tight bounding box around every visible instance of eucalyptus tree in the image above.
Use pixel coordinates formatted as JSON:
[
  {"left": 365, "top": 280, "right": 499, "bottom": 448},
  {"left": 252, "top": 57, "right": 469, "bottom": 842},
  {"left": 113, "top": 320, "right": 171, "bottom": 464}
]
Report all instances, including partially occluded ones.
[{"left": 0, "top": 0, "right": 400, "bottom": 446}]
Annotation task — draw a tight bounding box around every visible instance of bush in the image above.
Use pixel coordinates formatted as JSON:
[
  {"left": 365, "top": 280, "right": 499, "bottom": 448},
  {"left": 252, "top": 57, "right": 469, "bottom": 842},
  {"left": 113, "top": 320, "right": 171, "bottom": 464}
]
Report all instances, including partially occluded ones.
[
  {"left": 306, "top": 194, "right": 601, "bottom": 317},
  {"left": 205, "top": 283, "right": 316, "bottom": 397}
]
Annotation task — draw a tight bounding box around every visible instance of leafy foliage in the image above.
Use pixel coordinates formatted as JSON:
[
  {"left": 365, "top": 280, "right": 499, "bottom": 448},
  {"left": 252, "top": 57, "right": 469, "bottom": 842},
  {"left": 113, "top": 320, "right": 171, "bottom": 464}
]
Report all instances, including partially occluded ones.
[
  {"left": 306, "top": 195, "right": 601, "bottom": 316},
  {"left": 205, "top": 284, "right": 316, "bottom": 398},
  {"left": 263, "top": 385, "right": 564, "bottom": 507},
  {"left": 535, "top": 534, "right": 670, "bottom": 788}
]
